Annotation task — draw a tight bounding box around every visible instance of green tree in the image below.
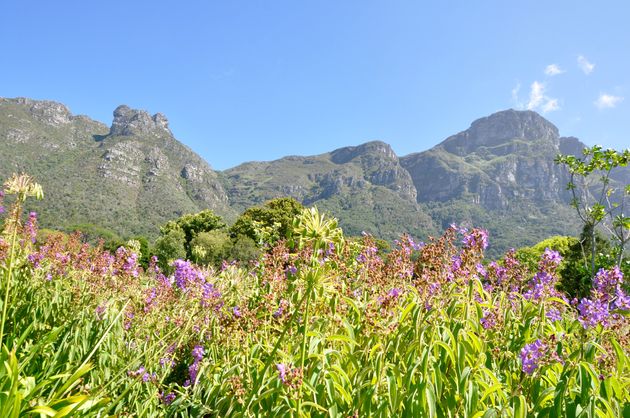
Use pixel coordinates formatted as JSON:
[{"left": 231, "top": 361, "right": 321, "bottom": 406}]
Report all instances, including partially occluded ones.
[
  {"left": 555, "top": 146, "right": 630, "bottom": 272},
  {"left": 229, "top": 234, "right": 260, "bottom": 263},
  {"left": 153, "top": 227, "right": 186, "bottom": 271},
  {"left": 190, "top": 230, "right": 232, "bottom": 266},
  {"left": 230, "top": 197, "right": 304, "bottom": 246},
  {"left": 160, "top": 210, "right": 226, "bottom": 259}
]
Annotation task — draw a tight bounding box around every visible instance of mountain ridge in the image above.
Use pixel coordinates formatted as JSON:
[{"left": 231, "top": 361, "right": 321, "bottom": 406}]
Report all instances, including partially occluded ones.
[{"left": 2, "top": 96, "right": 627, "bottom": 255}]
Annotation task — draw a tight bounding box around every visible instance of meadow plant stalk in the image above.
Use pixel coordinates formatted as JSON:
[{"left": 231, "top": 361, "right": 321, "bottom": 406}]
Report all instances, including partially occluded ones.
[{"left": 0, "top": 207, "right": 19, "bottom": 349}]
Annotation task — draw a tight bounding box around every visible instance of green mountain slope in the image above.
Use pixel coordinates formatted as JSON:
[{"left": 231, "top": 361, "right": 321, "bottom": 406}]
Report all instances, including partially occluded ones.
[
  {"left": 0, "top": 98, "right": 233, "bottom": 238},
  {"left": 224, "top": 141, "right": 437, "bottom": 239}
]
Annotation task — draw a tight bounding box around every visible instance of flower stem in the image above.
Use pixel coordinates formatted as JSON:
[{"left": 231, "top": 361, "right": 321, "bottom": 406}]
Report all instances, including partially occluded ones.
[
  {"left": 0, "top": 204, "right": 21, "bottom": 349},
  {"left": 297, "top": 286, "right": 311, "bottom": 417}
]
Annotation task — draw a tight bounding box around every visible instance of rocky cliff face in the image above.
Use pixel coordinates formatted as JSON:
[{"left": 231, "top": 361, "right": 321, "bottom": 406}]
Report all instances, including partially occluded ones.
[
  {"left": 110, "top": 105, "right": 172, "bottom": 137},
  {"left": 0, "top": 98, "right": 233, "bottom": 238},
  {"left": 223, "top": 140, "right": 434, "bottom": 239},
  {"left": 400, "top": 109, "right": 574, "bottom": 210}
]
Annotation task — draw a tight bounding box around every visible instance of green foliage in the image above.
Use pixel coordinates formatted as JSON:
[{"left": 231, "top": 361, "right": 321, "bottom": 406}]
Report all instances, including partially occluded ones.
[
  {"left": 291, "top": 206, "right": 345, "bottom": 252},
  {"left": 132, "top": 235, "right": 151, "bottom": 268},
  {"left": 516, "top": 235, "right": 578, "bottom": 270},
  {"left": 154, "top": 228, "right": 186, "bottom": 271},
  {"left": 230, "top": 197, "right": 304, "bottom": 246},
  {"left": 556, "top": 145, "right": 630, "bottom": 270},
  {"left": 158, "top": 210, "right": 227, "bottom": 264},
  {"left": 190, "top": 230, "right": 232, "bottom": 266},
  {"left": 229, "top": 234, "right": 260, "bottom": 263},
  {"left": 162, "top": 210, "right": 226, "bottom": 249}
]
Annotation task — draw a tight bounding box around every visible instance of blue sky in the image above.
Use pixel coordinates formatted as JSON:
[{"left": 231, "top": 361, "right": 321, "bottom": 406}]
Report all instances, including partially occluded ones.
[{"left": 2, "top": 1, "right": 628, "bottom": 169}]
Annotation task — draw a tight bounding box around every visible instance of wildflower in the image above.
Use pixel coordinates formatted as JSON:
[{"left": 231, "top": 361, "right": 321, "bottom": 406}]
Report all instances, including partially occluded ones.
[
  {"left": 520, "top": 340, "right": 546, "bottom": 374},
  {"left": 24, "top": 211, "right": 38, "bottom": 243},
  {"left": 232, "top": 306, "right": 242, "bottom": 317},
  {"left": 276, "top": 363, "right": 288, "bottom": 383},
  {"left": 523, "top": 271, "right": 563, "bottom": 301},
  {"left": 540, "top": 248, "right": 562, "bottom": 270},
  {"left": 285, "top": 265, "right": 297, "bottom": 275},
  {"left": 172, "top": 259, "right": 204, "bottom": 290},
  {"left": 192, "top": 345, "right": 205, "bottom": 362},
  {"left": 614, "top": 289, "right": 630, "bottom": 311},
  {"left": 128, "top": 365, "right": 154, "bottom": 383},
  {"left": 186, "top": 362, "right": 200, "bottom": 386},
  {"left": 388, "top": 288, "right": 401, "bottom": 298},
  {"left": 462, "top": 228, "right": 489, "bottom": 251},
  {"left": 480, "top": 309, "right": 497, "bottom": 329},
  {"left": 593, "top": 267, "right": 624, "bottom": 300},
  {"left": 160, "top": 392, "right": 176, "bottom": 405},
  {"left": 475, "top": 263, "right": 487, "bottom": 279},
  {"left": 546, "top": 308, "right": 562, "bottom": 322},
  {"left": 577, "top": 298, "right": 610, "bottom": 329}
]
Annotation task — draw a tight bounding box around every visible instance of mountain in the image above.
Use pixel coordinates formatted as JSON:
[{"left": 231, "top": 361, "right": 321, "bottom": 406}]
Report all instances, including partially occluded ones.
[
  {"left": 224, "top": 140, "right": 437, "bottom": 239},
  {"left": 0, "top": 98, "right": 233, "bottom": 238},
  {"left": 226, "top": 110, "right": 590, "bottom": 253},
  {"left": 1, "top": 97, "right": 627, "bottom": 255}
]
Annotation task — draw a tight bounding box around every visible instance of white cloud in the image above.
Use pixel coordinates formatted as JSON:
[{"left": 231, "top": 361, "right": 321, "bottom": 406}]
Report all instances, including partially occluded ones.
[
  {"left": 594, "top": 93, "right": 624, "bottom": 109},
  {"left": 542, "top": 98, "right": 560, "bottom": 112},
  {"left": 511, "top": 82, "right": 521, "bottom": 104},
  {"left": 527, "top": 81, "right": 545, "bottom": 110},
  {"left": 577, "top": 55, "right": 595, "bottom": 74},
  {"left": 544, "top": 64, "right": 565, "bottom": 76},
  {"left": 524, "top": 81, "right": 560, "bottom": 113}
]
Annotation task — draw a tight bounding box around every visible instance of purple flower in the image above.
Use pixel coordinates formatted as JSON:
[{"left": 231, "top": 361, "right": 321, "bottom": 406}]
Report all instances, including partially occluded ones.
[
  {"left": 462, "top": 228, "right": 489, "bottom": 250},
  {"left": 614, "top": 289, "right": 630, "bottom": 311},
  {"left": 388, "top": 288, "right": 401, "bottom": 298},
  {"left": 480, "top": 309, "right": 497, "bottom": 329},
  {"left": 276, "top": 363, "right": 288, "bottom": 383},
  {"left": 541, "top": 248, "right": 562, "bottom": 268},
  {"left": 286, "top": 265, "right": 298, "bottom": 275},
  {"left": 475, "top": 263, "right": 487, "bottom": 279},
  {"left": 233, "top": 306, "right": 242, "bottom": 317},
  {"left": 450, "top": 256, "right": 462, "bottom": 272},
  {"left": 546, "top": 308, "right": 562, "bottom": 322},
  {"left": 187, "top": 362, "right": 200, "bottom": 385},
  {"left": 25, "top": 212, "right": 38, "bottom": 243},
  {"left": 593, "top": 267, "right": 624, "bottom": 299},
  {"left": 171, "top": 259, "right": 207, "bottom": 290},
  {"left": 520, "top": 340, "right": 546, "bottom": 374},
  {"left": 161, "top": 392, "right": 176, "bottom": 405},
  {"left": 192, "top": 345, "right": 205, "bottom": 362},
  {"left": 523, "top": 272, "right": 559, "bottom": 301},
  {"left": 578, "top": 298, "right": 610, "bottom": 329}
]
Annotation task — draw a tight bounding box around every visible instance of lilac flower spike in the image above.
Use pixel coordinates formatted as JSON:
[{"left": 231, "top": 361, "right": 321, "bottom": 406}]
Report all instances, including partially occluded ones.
[
  {"left": 276, "top": 363, "right": 288, "bottom": 383},
  {"left": 520, "top": 340, "right": 546, "bottom": 374}
]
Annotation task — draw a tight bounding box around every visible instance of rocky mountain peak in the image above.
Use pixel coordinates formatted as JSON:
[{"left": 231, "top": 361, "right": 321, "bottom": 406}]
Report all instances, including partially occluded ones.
[
  {"left": 330, "top": 140, "right": 397, "bottom": 164},
  {"left": 441, "top": 109, "right": 560, "bottom": 156},
  {"left": 110, "top": 105, "right": 172, "bottom": 137},
  {"left": 9, "top": 97, "right": 73, "bottom": 126}
]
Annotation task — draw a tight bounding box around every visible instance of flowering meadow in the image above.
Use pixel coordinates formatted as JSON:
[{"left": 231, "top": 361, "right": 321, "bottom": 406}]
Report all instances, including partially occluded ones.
[{"left": 0, "top": 174, "right": 629, "bottom": 417}]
